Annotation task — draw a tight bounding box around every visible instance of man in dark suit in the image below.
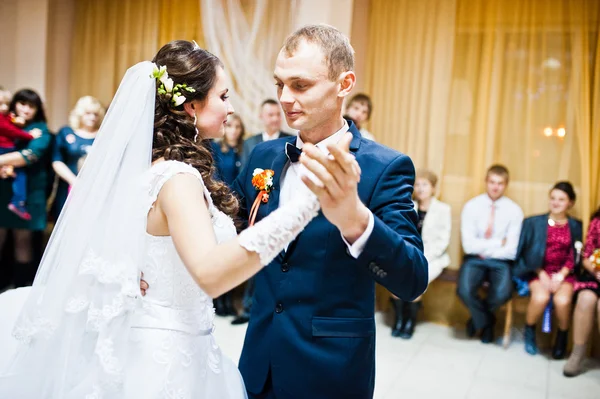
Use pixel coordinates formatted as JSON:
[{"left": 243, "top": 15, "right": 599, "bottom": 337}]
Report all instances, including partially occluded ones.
[
  {"left": 233, "top": 25, "right": 428, "bottom": 399},
  {"left": 240, "top": 99, "right": 293, "bottom": 169},
  {"left": 232, "top": 99, "right": 293, "bottom": 325}
]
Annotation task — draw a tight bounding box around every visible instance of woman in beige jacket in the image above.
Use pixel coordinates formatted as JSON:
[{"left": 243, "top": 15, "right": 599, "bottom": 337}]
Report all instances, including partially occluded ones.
[{"left": 391, "top": 169, "right": 452, "bottom": 339}]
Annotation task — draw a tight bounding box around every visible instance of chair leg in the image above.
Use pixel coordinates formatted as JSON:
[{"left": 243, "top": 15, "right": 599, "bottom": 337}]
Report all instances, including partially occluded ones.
[{"left": 503, "top": 299, "right": 513, "bottom": 349}]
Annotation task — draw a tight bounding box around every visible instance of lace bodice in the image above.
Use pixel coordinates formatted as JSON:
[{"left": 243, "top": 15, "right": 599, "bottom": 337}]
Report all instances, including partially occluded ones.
[{"left": 140, "top": 161, "right": 237, "bottom": 332}]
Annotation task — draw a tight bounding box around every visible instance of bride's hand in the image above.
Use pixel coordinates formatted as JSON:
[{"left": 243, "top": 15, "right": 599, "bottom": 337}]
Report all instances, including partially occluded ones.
[{"left": 140, "top": 272, "right": 149, "bottom": 296}]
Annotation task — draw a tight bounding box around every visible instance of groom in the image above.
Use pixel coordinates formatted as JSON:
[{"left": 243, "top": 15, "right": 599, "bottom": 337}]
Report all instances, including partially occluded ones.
[{"left": 233, "top": 25, "right": 428, "bottom": 398}]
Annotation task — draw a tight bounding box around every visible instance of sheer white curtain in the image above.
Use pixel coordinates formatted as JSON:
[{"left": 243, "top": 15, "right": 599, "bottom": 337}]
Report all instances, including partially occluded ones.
[{"left": 201, "top": 0, "right": 298, "bottom": 135}]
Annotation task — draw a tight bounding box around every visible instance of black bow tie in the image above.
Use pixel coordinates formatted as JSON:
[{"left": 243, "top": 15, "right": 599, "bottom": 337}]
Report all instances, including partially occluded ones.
[{"left": 285, "top": 142, "right": 302, "bottom": 163}]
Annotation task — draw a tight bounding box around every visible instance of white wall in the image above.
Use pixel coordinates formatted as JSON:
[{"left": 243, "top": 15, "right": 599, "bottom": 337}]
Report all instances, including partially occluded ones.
[
  {"left": 0, "top": 0, "right": 50, "bottom": 98},
  {"left": 293, "top": 0, "right": 355, "bottom": 38}
]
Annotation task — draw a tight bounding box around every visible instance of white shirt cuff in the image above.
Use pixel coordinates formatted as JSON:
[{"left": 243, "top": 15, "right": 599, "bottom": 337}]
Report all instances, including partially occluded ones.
[{"left": 341, "top": 210, "right": 375, "bottom": 259}]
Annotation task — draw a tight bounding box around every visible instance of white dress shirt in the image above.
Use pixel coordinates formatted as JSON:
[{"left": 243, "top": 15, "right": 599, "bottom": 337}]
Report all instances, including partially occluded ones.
[
  {"left": 279, "top": 121, "right": 374, "bottom": 258},
  {"left": 261, "top": 131, "right": 280, "bottom": 142},
  {"left": 461, "top": 193, "right": 524, "bottom": 260}
]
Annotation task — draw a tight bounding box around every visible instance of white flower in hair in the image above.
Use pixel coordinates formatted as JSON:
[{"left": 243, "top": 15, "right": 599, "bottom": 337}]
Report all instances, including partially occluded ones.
[
  {"left": 172, "top": 94, "right": 186, "bottom": 107},
  {"left": 162, "top": 77, "right": 174, "bottom": 93},
  {"left": 151, "top": 62, "right": 195, "bottom": 107},
  {"left": 151, "top": 64, "right": 167, "bottom": 80}
]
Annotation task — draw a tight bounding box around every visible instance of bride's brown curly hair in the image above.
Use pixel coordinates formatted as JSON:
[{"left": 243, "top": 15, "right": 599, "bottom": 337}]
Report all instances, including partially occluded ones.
[{"left": 152, "top": 40, "right": 238, "bottom": 218}]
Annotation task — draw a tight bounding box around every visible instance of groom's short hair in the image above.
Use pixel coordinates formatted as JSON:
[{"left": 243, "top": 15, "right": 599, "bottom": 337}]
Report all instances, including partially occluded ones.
[{"left": 282, "top": 24, "right": 355, "bottom": 81}]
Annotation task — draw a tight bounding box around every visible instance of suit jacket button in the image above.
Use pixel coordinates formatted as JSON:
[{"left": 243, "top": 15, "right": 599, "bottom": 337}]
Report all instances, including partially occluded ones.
[
  {"left": 369, "top": 261, "right": 378, "bottom": 271},
  {"left": 281, "top": 262, "right": 290, "bottom": 272},
  {"left": 275, "top": 303, "right": 283, "bottom": 314}
]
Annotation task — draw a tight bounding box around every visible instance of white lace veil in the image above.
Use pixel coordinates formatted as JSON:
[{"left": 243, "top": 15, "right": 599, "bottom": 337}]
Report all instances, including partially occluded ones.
[{"left": 0, "top": 61, "right": 156, "bottom": 398}]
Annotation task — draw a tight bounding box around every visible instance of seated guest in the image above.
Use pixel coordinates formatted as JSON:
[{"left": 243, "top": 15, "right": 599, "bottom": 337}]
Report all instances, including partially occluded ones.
[
  {"left": 210, "top": 114, "right": 245, "bottom": 317},
  {"left": 391, "top": 169, "right": 451, "bottom": 338},
  {"left": 457, "top": 165, "right": 523, "bottom": 343},
  {"left": 240, "top": 99, "right": 292, "bottom": 168},
  {"left": 513, "top": 182, "right": 581, "bottom": 358},
  {"left": 344, "top": 93, "right": 375, "bottom": 140},
  {"left": 564, "top": 206, "right": 600, "bottom": 376}
]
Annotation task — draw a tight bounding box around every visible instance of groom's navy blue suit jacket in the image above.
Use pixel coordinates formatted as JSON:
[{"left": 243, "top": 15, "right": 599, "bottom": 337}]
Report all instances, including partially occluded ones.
[{"left": 231, "top": 120, "right": 428, "bottom": 399}]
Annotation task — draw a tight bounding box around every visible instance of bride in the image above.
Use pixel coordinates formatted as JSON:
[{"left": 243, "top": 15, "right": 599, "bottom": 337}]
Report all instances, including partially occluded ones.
[{"left": 0, "top": 41, "right": 342, "bottom": 398}]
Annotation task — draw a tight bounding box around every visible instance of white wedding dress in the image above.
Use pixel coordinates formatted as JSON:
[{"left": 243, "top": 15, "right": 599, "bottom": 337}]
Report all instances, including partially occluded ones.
[
  {"left": 0, "top": 160, "right": 246, "bottom": 398},
  {"left": 123, "top": 160, "right": 246, "bottom": 398}
]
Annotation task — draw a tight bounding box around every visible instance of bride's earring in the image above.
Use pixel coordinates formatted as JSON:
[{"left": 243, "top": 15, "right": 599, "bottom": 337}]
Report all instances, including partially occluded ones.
[{"left": 193, "top": 114, "right": 199, "bottom": 142}]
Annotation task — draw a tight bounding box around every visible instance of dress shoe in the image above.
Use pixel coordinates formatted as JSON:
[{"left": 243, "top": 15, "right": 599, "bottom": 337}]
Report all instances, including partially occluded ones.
[
  {"left": 466, "top": 318, "right": 476, "bottom": 338},
  {"left": 231, "top": 314, "right": 250, "bottom": 325},
  {"left": 390, "top": 298, "right": 405, "bottom": 337},
  {"left": 552, "top": 329, "right": 569, "bottom": 359},
  {"left": 480, "top": 323, "right": 495, "bottom": 344},
  {"left": 399, "top": 302, "right": 421, "bottom": 339},
  {"left": 524, "top": 324, "right": 538, "bottom": 355}
]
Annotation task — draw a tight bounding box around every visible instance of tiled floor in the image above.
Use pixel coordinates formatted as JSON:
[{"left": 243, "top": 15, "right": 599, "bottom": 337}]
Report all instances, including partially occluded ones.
[{"left": 213, "top": 313, "right": 600, "bottom": 399}]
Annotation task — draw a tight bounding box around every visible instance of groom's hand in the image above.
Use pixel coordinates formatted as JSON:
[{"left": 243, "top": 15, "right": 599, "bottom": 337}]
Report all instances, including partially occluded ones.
[{"left": 300, "top": 132, "right": 370, "bottom": 244}]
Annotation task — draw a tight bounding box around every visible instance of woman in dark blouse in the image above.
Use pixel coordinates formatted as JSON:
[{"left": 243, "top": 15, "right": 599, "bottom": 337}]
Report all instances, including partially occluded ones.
[
  {"left": 564, "top": 206, "right": 600, "bottom": 376},
  {"left": 210, "top": 114, "right": 245, "bottom": 316},
  {"left": 0, "top": 89, "right": 52, "bottom": 287},
  {"left": 514, "top": 182, "right": 582, "bottom": 359},
  {"left": 52, "top": 96, "right": 105, "bottom": 218},
  {"left": 211, "top": 113, "right": 245, "bottom": 187}
]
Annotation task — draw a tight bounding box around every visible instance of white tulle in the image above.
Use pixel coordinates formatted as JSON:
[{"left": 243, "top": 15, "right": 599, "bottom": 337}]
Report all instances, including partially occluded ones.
[{"left": 0, "top": 61, "right": 155, "bottom": 398}]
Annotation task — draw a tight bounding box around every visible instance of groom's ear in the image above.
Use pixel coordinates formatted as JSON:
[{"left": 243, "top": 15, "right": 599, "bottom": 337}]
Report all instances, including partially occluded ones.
[
  {"left": 183, "top": 102, "right": 196, "bottom": 118},
  {"left": 337, "top": 71, "right": 356, "bottom": 98}
]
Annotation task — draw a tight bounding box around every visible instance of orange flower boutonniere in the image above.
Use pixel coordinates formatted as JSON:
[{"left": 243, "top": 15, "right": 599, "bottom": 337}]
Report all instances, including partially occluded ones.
[{"left": 249, "top": 168, "right": 275, "bottom": 226}]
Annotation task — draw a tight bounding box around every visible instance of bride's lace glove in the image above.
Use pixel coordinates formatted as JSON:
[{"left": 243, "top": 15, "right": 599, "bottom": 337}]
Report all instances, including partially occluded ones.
[{"left": 238, "top": 191, "right": 320, "bottom": 266}]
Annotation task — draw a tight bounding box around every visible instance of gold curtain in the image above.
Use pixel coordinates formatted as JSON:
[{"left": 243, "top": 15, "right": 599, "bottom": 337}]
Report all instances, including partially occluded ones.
[
  {"left": 364, "top": 0, "right": 457, "bottom": 175},
  {"left": 365, "top": 0, "right": 600, "bottom": 273},
  {"left": 569, "top": 1, "right": 600, "bottom": 232},
  {"left": 70, "top": 0, "right": 203, "bottom": 108}
]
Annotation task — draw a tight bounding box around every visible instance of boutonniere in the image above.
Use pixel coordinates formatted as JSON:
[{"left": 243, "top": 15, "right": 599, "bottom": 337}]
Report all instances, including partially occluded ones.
[{"left": 249, "top": 168, "right": 275, "bottom": 226}]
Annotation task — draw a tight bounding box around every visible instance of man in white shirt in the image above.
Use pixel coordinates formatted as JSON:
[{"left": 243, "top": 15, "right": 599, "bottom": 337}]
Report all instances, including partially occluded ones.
[{"left": 457, "top": 165, "right": 524, "bottom": 344}]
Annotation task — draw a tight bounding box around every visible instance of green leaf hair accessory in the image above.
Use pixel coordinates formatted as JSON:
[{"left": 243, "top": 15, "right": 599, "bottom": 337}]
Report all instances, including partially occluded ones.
[{"left": 151, "top": 63, "right": 196, "bottom": 107}]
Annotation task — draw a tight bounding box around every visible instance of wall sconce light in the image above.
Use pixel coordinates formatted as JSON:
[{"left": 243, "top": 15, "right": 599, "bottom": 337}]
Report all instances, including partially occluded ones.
[{"left": 543, "top": 126, "right": 567, "bottom": 138}]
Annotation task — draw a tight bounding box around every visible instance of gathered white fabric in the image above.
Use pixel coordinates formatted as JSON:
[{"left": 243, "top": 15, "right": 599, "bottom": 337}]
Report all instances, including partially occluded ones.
[
  {"left": 239, "top": 192, "right": 320, "bottom": 265},
  {"left": 0, "top": 62, "right": 156, "bottom": 398}
]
